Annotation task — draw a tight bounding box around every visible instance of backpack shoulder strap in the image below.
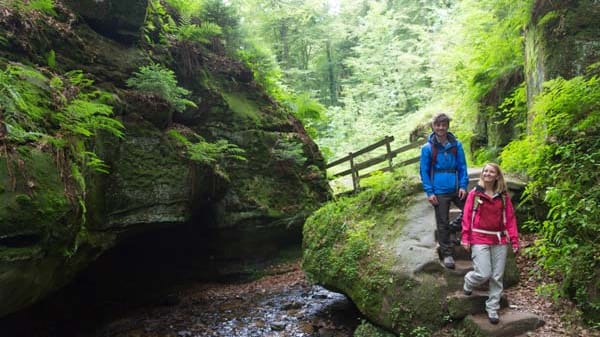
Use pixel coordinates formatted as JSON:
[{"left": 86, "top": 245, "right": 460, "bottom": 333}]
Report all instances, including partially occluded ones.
[
  {"left": 429, "top": 142, "right": 437, "bottom": 179},
  {"left": 429, "top": 141, "right": 458, "bottom": 179},
  {"left": 470, "top": 190, "right": 480, "bottom": 229},
  {"left": 501, "top": 193, "right": 507, "bottom": 227}
]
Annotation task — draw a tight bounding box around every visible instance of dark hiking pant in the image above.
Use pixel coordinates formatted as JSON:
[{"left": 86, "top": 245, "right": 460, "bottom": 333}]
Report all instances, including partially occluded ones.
[{"left": 433, "top": 192, "right": 465, "bottom": 258}]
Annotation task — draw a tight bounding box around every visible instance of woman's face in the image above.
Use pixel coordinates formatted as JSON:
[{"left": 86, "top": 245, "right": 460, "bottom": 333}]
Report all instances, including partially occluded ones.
[{"left": 481, "top": 165, "right": 499, "bottom": 183}]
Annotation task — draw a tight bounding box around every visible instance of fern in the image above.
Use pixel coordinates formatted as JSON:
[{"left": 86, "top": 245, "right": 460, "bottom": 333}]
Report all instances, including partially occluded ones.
[
  {"left": 271, "top": 138, "right": 307, "bottom": 167},
  {"left": 126, "top": 63, "right": 197, "bottom": 112},
  {"left": 0, "top": 63, "right": 51, "bottom": 142},
  {"left": 167, "top": 129, "right": 246, "bottom": 168},
  {"left": 0, "top": 62, "right": 124, "bottom": 174},
  {"left": 55, "top": 98, "right": 123, "bottom": 139},
  {"left": 175, "top": 20, "right": 222, "bottom": 45}
]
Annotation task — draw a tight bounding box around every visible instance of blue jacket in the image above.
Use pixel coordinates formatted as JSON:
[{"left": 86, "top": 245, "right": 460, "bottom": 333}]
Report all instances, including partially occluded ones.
[{"left": 419, "top": 132, "right": 469, "bottom": 196}]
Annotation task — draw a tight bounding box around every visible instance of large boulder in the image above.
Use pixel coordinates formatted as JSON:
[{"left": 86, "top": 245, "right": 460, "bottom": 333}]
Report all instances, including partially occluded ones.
[{"left": 302, "top": 173, "right": 521, "bottom": 335}]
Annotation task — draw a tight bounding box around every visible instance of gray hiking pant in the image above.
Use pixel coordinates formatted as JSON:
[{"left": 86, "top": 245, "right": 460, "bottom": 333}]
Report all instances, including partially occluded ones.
[
  {"left": 433, "top": 192, "right": 465, "bottom": 257},
  {"left": 464, "top": 244, "right": 508, "bottom": 315}
]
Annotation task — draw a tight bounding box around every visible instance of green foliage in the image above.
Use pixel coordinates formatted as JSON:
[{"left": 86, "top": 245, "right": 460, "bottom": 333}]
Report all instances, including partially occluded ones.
[
  {"left": 126, "top": 63, "right": 196, "bottom": 112},
  {"left": 46, "top": 49, "right": 56, "bottom": 69},
  {"left": 354, "top": 320, "right": 396, "bottom": 337},
  {"left": 271, "top": 138, "right": 306, "bottom": 168},
  {"left": 498, "top": 82, "right": 527, "bottom": 129},
  {"left": 23, "top": 0, "right": 55, "bottom": 16},
  {"left": 2, "top": 0, "right": 57, "bottom": 16},
  {"left": 174, "top": 16, "right": 222, "bottom": 45},
  {"left": 236, "top": 41, "right": 284, "bottom": 98},
  {"left": 167, "top": 129, "right": 246, "bottom": 176},
  {"left": 163, "top": 0, "right": 202, "bottom": 19},
  {"left": 143, "top": 0, "right": 175, "bottom": 45},
  {"left": 501, "top": 70, "right": 600, "bottom": 323},
  {"left": 0, "top": 62, "right": 123, "bottom": 228},
  {"left": 1, "top": 62, "right": 123, "bottom": 148},
  {"left": 430, "top": 0, "right": 533, "bottom": 140},
  {"left": 198, "top": 0, "right": 241, "bottom": 50},
  {"left": 0, "top": 63, "right": 50, "bottom": 142},
  {"left": 287, "top": 93, "right": 326, "bottom": 138}
]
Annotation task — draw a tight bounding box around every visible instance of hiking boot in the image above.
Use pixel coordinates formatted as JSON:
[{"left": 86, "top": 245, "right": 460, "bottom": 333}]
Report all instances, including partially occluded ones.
[
  {"left": 463, "top": 284, "right": 472, "bottom": 296},
  {"left": 443, "top": 256, "right": 455, "bottom": 269},
  {"left": 488, "top": 311, "right": 500, "bottom": 325}
]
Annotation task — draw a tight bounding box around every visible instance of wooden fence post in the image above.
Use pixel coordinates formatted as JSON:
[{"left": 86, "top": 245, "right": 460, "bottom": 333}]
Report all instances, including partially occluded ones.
[
  {"left": 349, "top": 152, "right": 359, "bottom": 193},
  {"left": 385, "top": 135, "right": 393, "bottom": 171}
]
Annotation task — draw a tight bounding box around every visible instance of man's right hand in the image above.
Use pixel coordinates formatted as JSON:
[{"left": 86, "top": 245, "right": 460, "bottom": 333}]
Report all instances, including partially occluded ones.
[{"left": 428, "top": 194, "right": 439, "bottom": 205}]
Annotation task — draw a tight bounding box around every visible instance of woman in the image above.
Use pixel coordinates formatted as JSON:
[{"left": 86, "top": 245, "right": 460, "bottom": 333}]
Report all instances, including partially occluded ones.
[{"left": 461, "top": 163, "right": 519, "bottom": 324}]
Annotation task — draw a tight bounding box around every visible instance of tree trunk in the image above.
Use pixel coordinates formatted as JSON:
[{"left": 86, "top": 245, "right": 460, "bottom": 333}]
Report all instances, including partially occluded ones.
[{"left": 326, "top": 40, "right": 337, "bottom": 105}]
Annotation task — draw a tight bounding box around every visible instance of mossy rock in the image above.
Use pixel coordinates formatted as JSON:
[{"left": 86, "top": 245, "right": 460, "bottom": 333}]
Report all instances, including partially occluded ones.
[
  {"left": 0, "top": 147, "right": 87, "bottom": 316},
  {"left": 0, "top": 147, "right": 76, "bottom": 254},
  {"left": 526, "top": 0, "right": 600, "bottom": 101},
  {"left": 92, "top": 120, "right": 196, "bottom": 229},
  {"left": 64, "top": 0, "right": 149, "bottom": 44},
  {"left": 303, "top": 172, "right": 520, "bottom": 336}
]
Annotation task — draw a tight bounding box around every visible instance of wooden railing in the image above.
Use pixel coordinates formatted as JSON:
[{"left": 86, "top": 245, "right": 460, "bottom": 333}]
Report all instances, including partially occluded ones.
[{"left": 326, "top": 136, "right": 427, "bottom": 193}]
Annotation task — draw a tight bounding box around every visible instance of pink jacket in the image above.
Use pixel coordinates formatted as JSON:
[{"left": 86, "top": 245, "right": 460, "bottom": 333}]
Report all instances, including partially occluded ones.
[{"left": 461, "top": 186, "right": 519, "bottom": 250}]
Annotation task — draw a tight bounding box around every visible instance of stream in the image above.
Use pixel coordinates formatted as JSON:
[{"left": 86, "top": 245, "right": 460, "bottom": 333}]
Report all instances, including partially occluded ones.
[{"left": 0, "top": 261, "right": 362, "bottom": 337}]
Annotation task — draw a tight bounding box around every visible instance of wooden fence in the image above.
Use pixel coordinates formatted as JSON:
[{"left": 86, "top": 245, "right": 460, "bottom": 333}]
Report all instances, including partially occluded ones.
[{"left": 326, "top": 136, "right": 427, "bottom": 193}]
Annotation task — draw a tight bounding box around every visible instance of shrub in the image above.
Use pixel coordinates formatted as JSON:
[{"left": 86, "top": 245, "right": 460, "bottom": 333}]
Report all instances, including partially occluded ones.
[{"left": 501, "top": 68, "right": 600, "bottom": 323}]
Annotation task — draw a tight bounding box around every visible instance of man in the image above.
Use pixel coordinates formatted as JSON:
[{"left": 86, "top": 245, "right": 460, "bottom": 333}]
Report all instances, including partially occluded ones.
[{"left": 420, "top": 113, "right": 469, "bottom": 269}]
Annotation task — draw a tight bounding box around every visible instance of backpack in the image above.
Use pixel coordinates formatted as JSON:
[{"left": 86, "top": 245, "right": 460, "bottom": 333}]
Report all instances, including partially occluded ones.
[{"left": 428, "top": 141, "right": 458, "bottom": 179}]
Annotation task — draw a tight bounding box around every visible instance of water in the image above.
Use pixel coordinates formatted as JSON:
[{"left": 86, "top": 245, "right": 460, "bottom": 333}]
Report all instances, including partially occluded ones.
[{"left": 1, "top": 262, "right": 361, "bottom": 337}]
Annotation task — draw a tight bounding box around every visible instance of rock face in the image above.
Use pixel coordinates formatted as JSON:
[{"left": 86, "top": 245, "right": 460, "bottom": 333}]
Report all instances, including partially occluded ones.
[
  {"left": 303, "top": 171, "right": 534, "bottom": 336},
  {"left": 525, "top": 0, "right": 600, "bottom": 103},
  {"left": 471, "top": 0, "right": 600, "bottom": 156},
  {"left": 63, "top": 0, "right": 149, "bottom": 44},
  {"left": 0, "top": 2, "right": 330, "bottom": 317}
]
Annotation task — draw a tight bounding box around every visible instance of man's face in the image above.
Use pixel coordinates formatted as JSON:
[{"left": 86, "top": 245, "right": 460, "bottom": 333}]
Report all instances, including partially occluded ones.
[{"left": 432, "top": 121, "right": 449, "bottom": 138}]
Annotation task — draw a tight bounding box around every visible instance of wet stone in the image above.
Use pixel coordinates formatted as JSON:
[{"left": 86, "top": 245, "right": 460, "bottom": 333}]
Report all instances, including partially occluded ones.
[{"left": 270, "top": 321, "right": 287, "bottom": 331}]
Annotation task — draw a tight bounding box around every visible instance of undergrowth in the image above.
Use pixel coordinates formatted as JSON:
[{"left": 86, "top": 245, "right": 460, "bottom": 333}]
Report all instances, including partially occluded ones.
[{"left": 501, "top": 64, "right": 600, "bottom": 324}]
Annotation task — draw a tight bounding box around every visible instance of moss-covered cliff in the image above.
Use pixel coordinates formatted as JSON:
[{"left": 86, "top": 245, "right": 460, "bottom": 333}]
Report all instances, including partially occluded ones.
[
  {"left": 0, "top": 0, "right": 330, "bottom": 317},
  {"left": 471, "top": 0, "right": 600, "bottom": 159}
]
